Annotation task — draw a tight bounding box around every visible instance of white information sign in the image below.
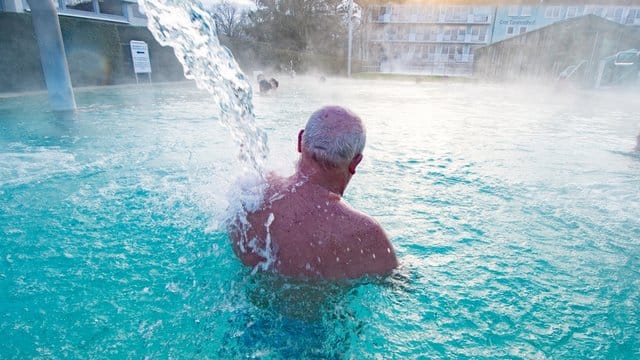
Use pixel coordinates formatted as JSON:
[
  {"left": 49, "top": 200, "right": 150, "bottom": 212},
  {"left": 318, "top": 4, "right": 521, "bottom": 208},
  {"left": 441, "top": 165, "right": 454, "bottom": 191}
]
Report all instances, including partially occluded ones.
[{"left": 130, "top": 40, "right": 151, "bottom": 74}]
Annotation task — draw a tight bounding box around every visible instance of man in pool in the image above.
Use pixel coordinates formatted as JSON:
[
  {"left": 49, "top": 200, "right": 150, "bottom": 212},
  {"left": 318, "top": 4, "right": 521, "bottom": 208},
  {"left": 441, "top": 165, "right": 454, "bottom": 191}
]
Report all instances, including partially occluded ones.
[{"left": 229, "top": 106, "right": 398, "bottom": 279}]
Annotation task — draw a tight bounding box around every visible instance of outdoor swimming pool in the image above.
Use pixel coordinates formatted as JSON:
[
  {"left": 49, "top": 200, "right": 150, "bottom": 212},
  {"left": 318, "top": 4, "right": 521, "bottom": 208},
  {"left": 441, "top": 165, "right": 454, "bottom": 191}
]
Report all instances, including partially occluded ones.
[{"left": 1, "top": 79, "right": 639, "bottom": 358}]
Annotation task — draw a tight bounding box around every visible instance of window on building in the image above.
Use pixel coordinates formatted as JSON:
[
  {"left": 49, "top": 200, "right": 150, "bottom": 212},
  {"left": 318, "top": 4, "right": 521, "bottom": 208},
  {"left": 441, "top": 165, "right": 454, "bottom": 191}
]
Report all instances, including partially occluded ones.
[
  {"left": 66, "top": 0, "right": 97, "bottom": 12},
  {"left": 614, "top": 7, "right": 624, "bottom": 20},
  {"left": 99, "top": 0, "right": 123, "bottom": 16},
  {"left": 506, "top": 26, "right": 515, "bottom": 35},
  {"left": 131, "top": 3, "right": 146, "bottom": 18},
  {"left": 458, "top": 27, "right": 466, "bottom": 40},
  {"left": 397, "top": 27, "right": 408, "bottom": 41},
  {"left": 521, "top": 6, "right": 532, "bottom": 17},
  {"left": 408, "top": 27, "right": 417, "bottom": 41},
  {"left": 404, "top": 44, "right": 414, "bottom": 55},
  {"left": 471, "top": 6, "right": 490, "bottom": 23},
  {"left": 519, "top": 26, "right": 527, "bottom": 34},
  {"left": 59, "top": 0, "right": 124, "bottom": 17},
  {"left": 377, "top": 6, "right": 391, "bottom": 22},
  {"left": 409, "top": 7, "right": 418, "bottom": 22},
  {"left": 626, "top": 9, "right": 636, "bottom": 24},
  {"left": 605, "top": 7, "right": 616, "bottom": 19},
  {"left": 385, "top": 26, "right": 397, "bottom": 41},
  {"left": 545, "top": 6, "right": 561, "bottom": 18},
  {"left": 453, "top": 7, "right": 468, "bottom": 21},
  {"left": 508, "top": 6, "right": 519, "bottom": 17},
  {"left": 421, "top": 27, "right": 429, "bottom": 41},
  {"left": 566, "top": 7, "right": 578, "bottom": 18}
]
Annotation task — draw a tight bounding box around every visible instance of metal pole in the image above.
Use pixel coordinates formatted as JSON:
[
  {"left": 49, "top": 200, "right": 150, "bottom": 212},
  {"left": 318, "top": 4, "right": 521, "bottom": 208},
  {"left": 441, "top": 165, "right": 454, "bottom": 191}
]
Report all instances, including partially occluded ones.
[
  {"left": 27, "top": 0, "right": 76, "bottom": 112},
  {"left": 347, "top": 0, "right": 353, "bottom": 77}
]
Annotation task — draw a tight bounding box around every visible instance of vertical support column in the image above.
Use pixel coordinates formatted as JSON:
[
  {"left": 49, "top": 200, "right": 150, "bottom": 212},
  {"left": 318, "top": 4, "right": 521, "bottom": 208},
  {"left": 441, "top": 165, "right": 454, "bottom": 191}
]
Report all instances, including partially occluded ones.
[
  {"left": 347, "top": 0, "right": 353, "bottom": 77},
  {"left": 27, "top": 0, "right": 77, "bottom": 112}
]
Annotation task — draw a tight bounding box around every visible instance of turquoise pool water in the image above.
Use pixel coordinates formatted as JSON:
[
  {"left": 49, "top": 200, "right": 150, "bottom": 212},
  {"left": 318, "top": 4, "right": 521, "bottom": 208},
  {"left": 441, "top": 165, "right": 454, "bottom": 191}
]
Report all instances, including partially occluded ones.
[{"left": 1, "top": 80, "right": 639, "bottom": 358}]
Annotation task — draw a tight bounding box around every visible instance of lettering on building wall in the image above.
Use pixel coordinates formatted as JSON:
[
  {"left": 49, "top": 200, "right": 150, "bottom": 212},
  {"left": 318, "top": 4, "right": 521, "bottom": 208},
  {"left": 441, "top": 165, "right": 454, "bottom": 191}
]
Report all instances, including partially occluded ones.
[{"left": 499, "top": 19, "right": 536, "bottom": 26}]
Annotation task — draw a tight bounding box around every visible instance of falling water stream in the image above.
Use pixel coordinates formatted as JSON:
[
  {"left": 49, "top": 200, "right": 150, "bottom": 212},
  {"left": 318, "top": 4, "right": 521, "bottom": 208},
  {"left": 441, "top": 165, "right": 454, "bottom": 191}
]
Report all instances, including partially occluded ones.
[{"left": 138, "top": 0, "right": 268, "bottom": 176}]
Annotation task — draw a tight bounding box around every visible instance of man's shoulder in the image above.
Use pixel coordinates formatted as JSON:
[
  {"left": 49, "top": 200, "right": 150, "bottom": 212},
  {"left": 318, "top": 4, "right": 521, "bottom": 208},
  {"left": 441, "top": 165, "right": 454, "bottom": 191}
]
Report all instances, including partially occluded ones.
[
  {"left": 334, "top": 201, "right": 384, "bottom": 232},
  {"left": 328, "top": 203, "right": 397, "bottom": 277}
]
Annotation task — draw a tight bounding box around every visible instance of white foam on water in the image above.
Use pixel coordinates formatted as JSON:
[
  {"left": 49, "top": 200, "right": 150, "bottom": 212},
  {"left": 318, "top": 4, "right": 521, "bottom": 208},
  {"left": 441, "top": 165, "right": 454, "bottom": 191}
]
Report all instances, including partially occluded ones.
[{"left": 0, "top": 143, "right": 79, "bottom": 187}]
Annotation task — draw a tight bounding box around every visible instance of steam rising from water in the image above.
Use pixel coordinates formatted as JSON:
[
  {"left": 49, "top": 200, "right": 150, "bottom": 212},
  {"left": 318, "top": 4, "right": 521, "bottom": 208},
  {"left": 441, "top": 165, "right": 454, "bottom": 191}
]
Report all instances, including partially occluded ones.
[{"left": 138, "top": 0, "right": 268, "bottom": 176}]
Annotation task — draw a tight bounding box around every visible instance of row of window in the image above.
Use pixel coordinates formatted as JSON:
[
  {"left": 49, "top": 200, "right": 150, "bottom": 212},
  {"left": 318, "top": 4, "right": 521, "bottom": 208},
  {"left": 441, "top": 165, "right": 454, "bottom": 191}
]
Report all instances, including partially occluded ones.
[
  {"left": 53, "top": 0, "right": 125, "bottom": 17},
  {"left": 506, "top": 26, "right": 527, "bottom": 36},
  {"left": 374, "top": 25, "right": 489, "bottom": 43},
  {"left": 373, "top": 4, "right": 640, "bottom": 26},
  {"left": 507, "top": 4, "right": 640, "bottom": 22},
  {"left": 508, "top": 6, "right": 532, "bottom": 17},
  {"left": 374, "top": 44, "right": 477, "bottom": 63},
  {"left": 372, "top": 5, "right": 492, "bottom": 24}
]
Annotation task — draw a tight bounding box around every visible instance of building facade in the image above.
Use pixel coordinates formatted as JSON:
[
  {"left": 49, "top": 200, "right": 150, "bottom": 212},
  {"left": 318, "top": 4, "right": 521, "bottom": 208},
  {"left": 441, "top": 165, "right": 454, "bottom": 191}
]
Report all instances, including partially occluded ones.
[
  {"left": 492, "top": 3, "right": 640, "bottom": 42},
  {"left": 363, "top": 3, "right": 495, "bottom": 76},
  {"left": 0, "top": 0, "right": 147, "bottom": 26},
  {"left": 361, "top": 1, "right": 640, "bottom": 76},
  {"left": 474, "top": 15, "right": 640, "bottom": 86}
]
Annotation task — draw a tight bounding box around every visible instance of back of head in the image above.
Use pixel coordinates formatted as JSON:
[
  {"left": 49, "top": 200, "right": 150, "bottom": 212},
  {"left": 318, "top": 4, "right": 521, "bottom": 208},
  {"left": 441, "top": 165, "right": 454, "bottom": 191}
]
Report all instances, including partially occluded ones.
[{"left": 302, "top": 106, "right": 366, "bottom": 167}]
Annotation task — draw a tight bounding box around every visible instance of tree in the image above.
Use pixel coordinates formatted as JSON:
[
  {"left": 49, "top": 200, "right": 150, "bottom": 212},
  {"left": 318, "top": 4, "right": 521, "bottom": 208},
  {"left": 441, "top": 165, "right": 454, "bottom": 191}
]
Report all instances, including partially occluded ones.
[
  {"left": 245, "top": 0, "right": 350, "bottom": 55},
  {"left": 211, "top": 0, "right": 250, "bottom": 39}
]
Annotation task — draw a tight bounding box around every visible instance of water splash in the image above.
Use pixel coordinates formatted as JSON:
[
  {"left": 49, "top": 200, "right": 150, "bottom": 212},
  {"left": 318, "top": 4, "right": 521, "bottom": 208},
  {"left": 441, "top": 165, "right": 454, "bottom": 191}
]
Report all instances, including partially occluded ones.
[{"left": 138, "top": 0, "right": 268, "bottom": 176}]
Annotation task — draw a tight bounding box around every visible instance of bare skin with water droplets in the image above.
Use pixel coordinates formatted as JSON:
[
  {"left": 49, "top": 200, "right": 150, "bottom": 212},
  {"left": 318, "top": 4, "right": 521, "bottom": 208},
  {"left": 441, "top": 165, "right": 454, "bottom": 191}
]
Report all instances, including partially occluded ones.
[{"left": 230, "top": 106, "right": 398, "bottom": 279}]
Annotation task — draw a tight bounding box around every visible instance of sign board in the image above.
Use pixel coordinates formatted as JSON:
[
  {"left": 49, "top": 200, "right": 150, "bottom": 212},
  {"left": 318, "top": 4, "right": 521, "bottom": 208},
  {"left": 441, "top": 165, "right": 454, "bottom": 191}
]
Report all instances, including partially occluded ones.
[{"left": 130, "top": 40, "right": 151, "bottom": 74}]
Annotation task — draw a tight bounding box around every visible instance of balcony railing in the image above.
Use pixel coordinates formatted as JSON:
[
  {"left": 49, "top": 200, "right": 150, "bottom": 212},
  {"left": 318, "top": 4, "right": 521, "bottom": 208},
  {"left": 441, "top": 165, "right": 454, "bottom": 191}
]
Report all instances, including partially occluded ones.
[
  {"left": 370, "top": 35, "right": 487, "bottom": 44},
  {"left": 373, "top": 13, "right": 491, "bottom": 24}
]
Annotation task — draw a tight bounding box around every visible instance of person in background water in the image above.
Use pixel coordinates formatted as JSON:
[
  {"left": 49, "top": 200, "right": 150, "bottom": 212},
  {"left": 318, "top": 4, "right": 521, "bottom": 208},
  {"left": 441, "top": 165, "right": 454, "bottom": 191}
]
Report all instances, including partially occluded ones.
[
  {"left": 257, "top": 74, "right": 272, "bottom": 93},
  {"left": 229, "top": 106, "right": 398, "bottom": 279},
  {"left": 269, "top": 78, "right": 279, "bottom": 90}
]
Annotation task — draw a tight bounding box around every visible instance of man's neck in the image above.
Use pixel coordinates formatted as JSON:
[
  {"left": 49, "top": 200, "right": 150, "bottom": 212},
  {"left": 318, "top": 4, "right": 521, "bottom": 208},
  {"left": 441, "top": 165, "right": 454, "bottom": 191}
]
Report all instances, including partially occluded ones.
[{"left": 296, "top": 154, "right": 351, "bottom": 196}]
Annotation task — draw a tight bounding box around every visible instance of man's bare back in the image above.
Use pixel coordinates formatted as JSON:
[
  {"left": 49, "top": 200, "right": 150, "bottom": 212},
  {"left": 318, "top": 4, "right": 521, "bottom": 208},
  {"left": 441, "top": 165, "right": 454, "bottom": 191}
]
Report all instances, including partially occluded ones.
[
  {"left": 229, "top": 106, "right": 398, "bottom": 279},
  {"left": 231, "top": 175, "right": 397, "bottom": 279}
]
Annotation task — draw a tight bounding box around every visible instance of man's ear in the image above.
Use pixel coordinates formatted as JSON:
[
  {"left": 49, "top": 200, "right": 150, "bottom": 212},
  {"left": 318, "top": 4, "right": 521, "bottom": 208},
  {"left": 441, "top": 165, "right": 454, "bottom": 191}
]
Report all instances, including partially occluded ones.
[
  {"left": 297, "top": 130, "right": 304, "bottom": 153},
  {"left": 348, "top": 154, "right": 363, "bottom": 175}
]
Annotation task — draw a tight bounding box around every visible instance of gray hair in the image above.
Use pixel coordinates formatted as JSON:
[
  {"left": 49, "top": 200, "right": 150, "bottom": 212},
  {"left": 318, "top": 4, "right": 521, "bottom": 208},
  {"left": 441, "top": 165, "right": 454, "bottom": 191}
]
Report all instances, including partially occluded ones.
[{"left": 302, "top": 106, "right": 366, "bottom": 166}]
